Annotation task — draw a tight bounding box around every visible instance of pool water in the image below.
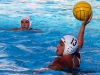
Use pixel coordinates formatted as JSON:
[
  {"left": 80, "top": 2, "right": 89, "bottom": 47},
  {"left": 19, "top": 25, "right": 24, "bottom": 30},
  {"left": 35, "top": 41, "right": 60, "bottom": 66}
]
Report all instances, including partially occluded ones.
[{"left": 0, "top": 0, "right": 100, "bottom": 75}]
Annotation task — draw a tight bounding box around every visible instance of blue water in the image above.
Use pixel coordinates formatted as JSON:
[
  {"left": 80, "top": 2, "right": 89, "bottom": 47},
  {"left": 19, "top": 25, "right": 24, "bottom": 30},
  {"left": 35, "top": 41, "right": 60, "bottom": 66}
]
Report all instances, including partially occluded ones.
[{"left": 0, "top": 0, "right": 100, "bottom": 75}]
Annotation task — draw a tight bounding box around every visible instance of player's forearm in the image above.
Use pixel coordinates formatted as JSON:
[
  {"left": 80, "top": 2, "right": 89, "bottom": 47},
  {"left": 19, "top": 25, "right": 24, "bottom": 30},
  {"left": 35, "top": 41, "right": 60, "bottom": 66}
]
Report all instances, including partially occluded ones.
[{"left": 77, "top": 24, "right": 86, "bottom": 49}]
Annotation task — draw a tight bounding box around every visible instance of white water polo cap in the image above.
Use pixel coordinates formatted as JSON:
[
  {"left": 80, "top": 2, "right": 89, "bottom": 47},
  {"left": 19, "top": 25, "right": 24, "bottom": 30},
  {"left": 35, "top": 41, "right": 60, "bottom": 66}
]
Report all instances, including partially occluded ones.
[
  {"left": 61, "top": 35, "right": 78, "bottom": 55},
  {"left": 21, "top": 15, "right": 32, "bottom": 29}
]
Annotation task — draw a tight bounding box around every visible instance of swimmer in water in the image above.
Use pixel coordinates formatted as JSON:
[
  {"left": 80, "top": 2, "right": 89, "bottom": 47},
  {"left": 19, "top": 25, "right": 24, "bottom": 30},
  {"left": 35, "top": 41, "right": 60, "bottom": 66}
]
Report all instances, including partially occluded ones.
[
  {"left": 34, "top": 14, "right": 92, "bottom": 72},
  {"left": 48, "top": 15, "right": 92, "bottom": 71},
  {"left": 11, "top": 15, "right": 33, "bottom": 30}
]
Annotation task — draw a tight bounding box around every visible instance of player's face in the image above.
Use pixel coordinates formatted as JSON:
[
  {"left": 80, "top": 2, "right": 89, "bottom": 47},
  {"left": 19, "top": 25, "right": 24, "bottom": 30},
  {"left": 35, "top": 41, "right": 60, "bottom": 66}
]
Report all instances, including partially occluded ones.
[
  {"left": 21, "top": 19, "right": 30, "bottom": 30},
  {"left": 56, "top": 40, "right": 65, "bottom": 56}
]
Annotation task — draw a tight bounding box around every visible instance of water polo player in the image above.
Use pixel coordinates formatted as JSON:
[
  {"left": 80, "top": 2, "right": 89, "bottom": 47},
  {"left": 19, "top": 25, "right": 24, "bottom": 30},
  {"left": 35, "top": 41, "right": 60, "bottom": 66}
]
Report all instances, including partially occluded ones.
[
  {"left": 34, "top": 14, "right": 92, "bottom": 72},
  {"left": 11, "top": 15, "right": 32, "bottom": 30},
  {"left": 48, "top": 15, "right": 92, "bottom": 70}
]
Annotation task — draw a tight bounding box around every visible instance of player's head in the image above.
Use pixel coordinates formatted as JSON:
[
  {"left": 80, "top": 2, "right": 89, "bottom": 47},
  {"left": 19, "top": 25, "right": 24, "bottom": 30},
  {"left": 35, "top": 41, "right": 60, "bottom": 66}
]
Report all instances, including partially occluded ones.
[
  {"left": 20, "top": 15, "right": 32, "bottom": 30},
  {"left": 56, "top": 35, "right": 78, "bottom": 56}
]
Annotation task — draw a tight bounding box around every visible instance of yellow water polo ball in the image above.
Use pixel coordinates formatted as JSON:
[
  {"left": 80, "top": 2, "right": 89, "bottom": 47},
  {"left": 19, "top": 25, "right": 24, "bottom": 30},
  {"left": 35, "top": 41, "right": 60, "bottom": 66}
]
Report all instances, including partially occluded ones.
[{"left": 73, "top": 1, "right": 92, "bottom": 21}]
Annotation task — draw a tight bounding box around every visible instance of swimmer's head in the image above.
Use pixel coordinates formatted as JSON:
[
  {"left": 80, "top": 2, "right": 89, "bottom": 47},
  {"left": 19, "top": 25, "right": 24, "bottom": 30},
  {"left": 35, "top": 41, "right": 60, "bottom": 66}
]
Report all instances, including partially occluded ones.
[
  {"left": 61, "top": 35, "right": 78, "bottom": 55},
  {"left": 21, "top": 15, "right": 32, "bottom": 30}
]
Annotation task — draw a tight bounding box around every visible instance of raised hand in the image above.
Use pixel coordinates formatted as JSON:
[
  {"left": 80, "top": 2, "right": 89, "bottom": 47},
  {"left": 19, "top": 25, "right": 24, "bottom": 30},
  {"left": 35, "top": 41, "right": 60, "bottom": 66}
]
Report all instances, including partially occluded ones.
[{"left": 82, "top": 14, "right": 93, "bottom": 26}]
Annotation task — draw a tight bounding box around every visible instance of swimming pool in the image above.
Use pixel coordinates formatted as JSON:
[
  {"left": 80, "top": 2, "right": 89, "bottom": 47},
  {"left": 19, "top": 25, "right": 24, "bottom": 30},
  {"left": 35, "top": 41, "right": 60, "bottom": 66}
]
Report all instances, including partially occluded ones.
[{"left": 0, "top": 0, "right": 100, "bottom": 75}]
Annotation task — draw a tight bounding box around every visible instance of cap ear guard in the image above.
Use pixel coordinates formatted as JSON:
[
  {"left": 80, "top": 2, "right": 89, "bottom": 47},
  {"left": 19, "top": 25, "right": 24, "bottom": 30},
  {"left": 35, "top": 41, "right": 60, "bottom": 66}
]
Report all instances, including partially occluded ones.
[{"left": 63, "top": 44, "right": 78, "bottom": 55}]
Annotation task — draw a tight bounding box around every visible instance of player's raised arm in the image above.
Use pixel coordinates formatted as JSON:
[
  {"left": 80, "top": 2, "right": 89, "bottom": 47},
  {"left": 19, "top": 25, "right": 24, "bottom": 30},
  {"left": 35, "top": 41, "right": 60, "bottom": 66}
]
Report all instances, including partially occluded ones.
[{"left": 77, "top": 14, "right": 92, "bottom": 51}]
